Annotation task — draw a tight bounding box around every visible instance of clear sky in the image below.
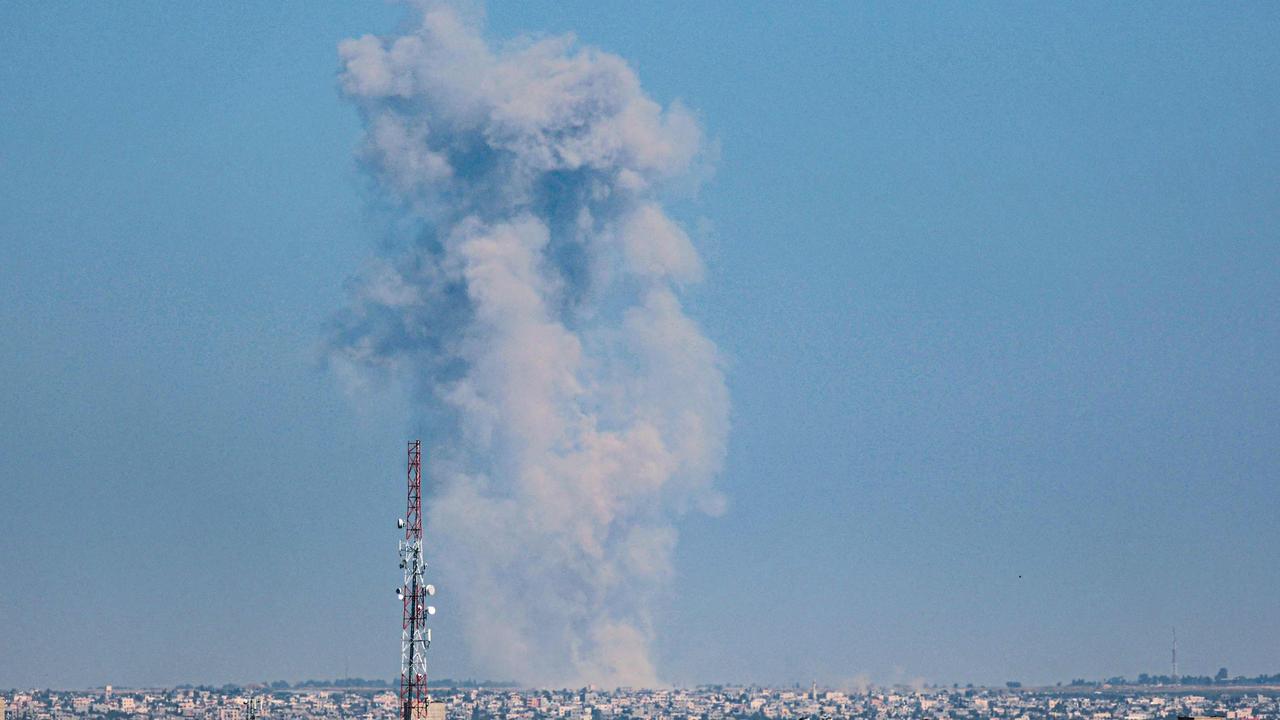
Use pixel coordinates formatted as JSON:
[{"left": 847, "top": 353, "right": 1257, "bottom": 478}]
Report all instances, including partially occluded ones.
[{"left": 2, "top": 0, "right": 1278, "bottom": 690}]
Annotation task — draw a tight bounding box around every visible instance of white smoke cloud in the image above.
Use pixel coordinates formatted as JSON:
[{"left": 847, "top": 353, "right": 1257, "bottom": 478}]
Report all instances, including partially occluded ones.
[
  {"left": 842, "top": 673, "right": 874, "bottom": 694},
  {"left": 331, "top": 3, "right": 728, "bottom": 688}
]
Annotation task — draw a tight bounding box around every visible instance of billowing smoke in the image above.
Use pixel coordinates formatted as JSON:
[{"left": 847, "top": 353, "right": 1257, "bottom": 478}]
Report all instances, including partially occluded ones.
[{"left": 329, "top": 4, "right": 728, "bottom": 687}]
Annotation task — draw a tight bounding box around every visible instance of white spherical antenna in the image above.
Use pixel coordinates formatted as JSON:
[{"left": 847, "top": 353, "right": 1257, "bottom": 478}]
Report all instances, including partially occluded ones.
[
  {"left": 424, "top": 584, "right": 436, "bottom": 596},
  {"left": 426, "top": 605, "right": 437, "bottom": 616}
]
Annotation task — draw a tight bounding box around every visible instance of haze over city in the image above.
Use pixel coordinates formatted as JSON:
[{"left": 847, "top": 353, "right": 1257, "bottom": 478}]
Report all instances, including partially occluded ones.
[{"left": 2, "top": 0, "right": 1278, "bottom": 695}]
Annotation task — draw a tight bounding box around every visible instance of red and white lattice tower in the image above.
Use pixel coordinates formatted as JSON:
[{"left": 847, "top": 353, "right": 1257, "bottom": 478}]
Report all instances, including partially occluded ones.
[{"left": 397, "top": 441, "right": 435, "bottom": 720}]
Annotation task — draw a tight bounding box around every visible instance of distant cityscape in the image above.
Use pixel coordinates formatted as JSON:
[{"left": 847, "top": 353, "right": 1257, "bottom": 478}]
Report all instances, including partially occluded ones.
[
  {"left": 4, "top": 680, "right": 1279, "bottom": 720},
  {"left": 1067, "top": 673, "right": 1280, "bottom": 689}
]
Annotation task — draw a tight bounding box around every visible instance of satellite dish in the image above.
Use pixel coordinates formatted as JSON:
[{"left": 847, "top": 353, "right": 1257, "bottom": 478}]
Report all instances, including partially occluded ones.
[
  {"left": 424, "top": 584, "right": 436, "bottom": 596},
  {"left": 397, "top": 518, "right": 405, "bottom": 529},
  {"left": 399, "top": 560, "right": 407, "bottom": 569},
  {"left": 396, "top": 588, "right": 403, "bottom": 598},
  {"left": 426, "top": 606, "right": 437, "bottom": 615}
]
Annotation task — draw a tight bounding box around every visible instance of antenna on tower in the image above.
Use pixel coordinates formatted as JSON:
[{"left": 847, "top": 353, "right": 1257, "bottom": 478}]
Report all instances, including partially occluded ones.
[
  {"left": 398, "top": 441, "right": 437, "bottom": 720},
  {"left": 1171, "top": 626, "right": 1178, "bottom": 684}
]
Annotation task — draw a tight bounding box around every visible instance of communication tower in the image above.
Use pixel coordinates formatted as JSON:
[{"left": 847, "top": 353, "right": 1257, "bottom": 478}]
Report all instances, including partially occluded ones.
[
  {"left": 396, "top": 440, "right": 437, "bottom": 720},
  {"left": 1171, "top": 627, "right": 1178, "bottom": 683}
]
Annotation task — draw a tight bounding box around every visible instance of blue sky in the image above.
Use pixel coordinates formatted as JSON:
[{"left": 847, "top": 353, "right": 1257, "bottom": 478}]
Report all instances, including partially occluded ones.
[{"left": 1, "top": 1, "right": 1278, "bottom": 689}]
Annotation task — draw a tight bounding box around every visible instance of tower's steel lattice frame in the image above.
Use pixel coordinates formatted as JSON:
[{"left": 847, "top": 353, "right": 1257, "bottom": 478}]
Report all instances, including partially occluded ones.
[{"left": 399, "top": 441, "right": 432, "bottom": 720}]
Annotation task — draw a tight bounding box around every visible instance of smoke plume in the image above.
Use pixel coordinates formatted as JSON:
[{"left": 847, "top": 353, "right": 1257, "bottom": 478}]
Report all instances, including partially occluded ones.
[{"left": 330, "top": 4, "right": 728, "bottom": 687}]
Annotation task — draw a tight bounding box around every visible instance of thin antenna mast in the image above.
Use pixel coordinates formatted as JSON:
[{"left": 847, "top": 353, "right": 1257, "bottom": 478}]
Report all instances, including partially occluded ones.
[
  {"left": 1171, "top": 626, "right": 1178, "bottom": 683},
  {"left": 397, "top": 441, "right": 436, "bottom": 720}
]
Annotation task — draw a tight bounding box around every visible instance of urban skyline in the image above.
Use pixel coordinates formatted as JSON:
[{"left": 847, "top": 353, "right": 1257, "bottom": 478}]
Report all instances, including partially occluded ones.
[{"left": 4, "top": 683, "right": 1280, "bottom": 720}]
